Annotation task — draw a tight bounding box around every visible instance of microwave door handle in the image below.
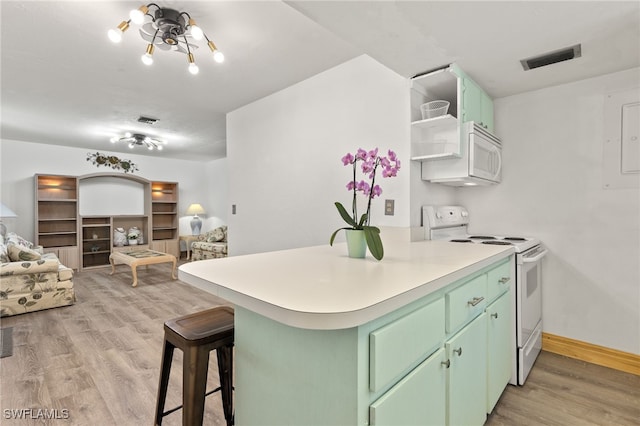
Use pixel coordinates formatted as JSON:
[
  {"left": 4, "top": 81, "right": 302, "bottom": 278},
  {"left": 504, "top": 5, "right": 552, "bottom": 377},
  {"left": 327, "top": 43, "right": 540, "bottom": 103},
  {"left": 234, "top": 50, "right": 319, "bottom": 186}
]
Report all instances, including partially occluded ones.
[{"left": 492, "top": 146, "right": 502, "bottom": 180}]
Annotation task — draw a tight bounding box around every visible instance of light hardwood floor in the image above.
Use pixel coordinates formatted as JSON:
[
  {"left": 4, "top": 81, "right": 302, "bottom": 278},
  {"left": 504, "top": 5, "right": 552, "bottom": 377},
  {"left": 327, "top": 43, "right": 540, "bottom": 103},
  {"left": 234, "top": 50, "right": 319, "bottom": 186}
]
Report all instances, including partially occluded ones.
[{"left": 1, "top": 262, "right": 639, "bottom": 425}]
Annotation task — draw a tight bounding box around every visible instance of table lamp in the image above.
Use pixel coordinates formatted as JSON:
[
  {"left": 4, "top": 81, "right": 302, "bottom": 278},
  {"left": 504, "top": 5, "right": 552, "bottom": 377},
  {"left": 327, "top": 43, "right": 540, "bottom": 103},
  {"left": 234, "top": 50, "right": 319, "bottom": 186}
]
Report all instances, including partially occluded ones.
[
  {"left": 0, "top": 202, "right": 17, "bottom": 238},
  {"left": 186, "top": 203, "right": 205, "bottom": 235}
]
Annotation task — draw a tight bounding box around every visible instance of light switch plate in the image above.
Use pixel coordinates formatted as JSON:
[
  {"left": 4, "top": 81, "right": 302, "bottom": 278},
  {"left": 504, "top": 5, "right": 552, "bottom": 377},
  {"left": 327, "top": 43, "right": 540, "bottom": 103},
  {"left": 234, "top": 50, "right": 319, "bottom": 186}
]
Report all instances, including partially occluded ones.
[{"left": 385, "top": 199, "right": 394, "bottom": 215}]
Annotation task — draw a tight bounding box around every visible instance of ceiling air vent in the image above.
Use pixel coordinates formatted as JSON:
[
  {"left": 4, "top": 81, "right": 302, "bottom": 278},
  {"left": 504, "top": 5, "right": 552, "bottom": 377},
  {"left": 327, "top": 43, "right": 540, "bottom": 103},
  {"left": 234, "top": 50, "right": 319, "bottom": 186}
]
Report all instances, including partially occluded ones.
[
  {"left": 520, "top": 44, "right": 581, "bottom": 71},
  {"left": 137, "top": 116, "right": 158, "bottom": 124}
]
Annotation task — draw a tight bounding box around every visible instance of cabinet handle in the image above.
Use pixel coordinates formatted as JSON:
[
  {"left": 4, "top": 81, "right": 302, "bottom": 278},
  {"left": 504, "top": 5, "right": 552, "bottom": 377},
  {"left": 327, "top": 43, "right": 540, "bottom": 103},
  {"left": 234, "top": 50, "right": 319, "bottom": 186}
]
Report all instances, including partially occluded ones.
[
  {"left": 467, "top": 296, "right": 484, "bottom": 306},
  {"left": 453, "top": 347, "right": 462, "bottom": 357},
  {"left": 441, "top": 359, "right": 450, "bottom": 368},
  {"left": 491, "top": 313, "right": 499, "bottom": 319},
  {"left": 499, "top": 277, "right": 510, "bottom": 284}
]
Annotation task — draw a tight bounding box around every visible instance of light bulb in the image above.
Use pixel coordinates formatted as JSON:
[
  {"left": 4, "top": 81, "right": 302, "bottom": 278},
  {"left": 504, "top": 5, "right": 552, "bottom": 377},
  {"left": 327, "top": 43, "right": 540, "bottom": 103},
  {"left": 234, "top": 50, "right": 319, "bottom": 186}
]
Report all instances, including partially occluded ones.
[
  {"left": 213, "top": 50, "right": 225, "bottom": 63},
  {"left": 129, "top": 5, "right": 148, "bottom": 25},
  {"left": 157, "top": 145, "right": 163, "bottom": 151},
  {"left": 124, "top": 132, "right": 132, "bottom": 138},
  {"left": 110, "top": 137, "right": 118, "bottom": 143},
  {"left": 141, "top": 44, "right": 154, "bottom": 65},
  {"left": 141, "top": 53, "right": 153, "bottom": 65},
  {"left": 129, "top": 143, "right": 135, "bottom": 149},
  {"left": 108, "top": 28, "right": 123, "bottom": 43},
  {"left": 108, "top": 21, "right": 129, "bottom": 43},
  {"left": 188, "top": 53, "right": 199, "bottom": 75},
  {"left": 148, "top": 145, "right": 154, "bottom": 150},
  {"left": 188, "top": 19, "right": 204, "bottom": 40}
]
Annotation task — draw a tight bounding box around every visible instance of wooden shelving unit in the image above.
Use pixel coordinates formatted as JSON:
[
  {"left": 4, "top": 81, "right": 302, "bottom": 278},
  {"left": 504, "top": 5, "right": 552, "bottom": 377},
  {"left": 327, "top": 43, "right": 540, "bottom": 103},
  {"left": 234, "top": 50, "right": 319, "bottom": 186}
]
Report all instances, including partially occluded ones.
[
  {"left": 81, "top": 217, "right": 111, "bottom": 269},
  {"left": 35, "top": 174, "right": 80, "bottom": 269},
  {"left": 35, "top": 174, "right": 180, "bottom": 269},
  {"left": 151, "top": 182, "right": 179, "bottom": 249}
]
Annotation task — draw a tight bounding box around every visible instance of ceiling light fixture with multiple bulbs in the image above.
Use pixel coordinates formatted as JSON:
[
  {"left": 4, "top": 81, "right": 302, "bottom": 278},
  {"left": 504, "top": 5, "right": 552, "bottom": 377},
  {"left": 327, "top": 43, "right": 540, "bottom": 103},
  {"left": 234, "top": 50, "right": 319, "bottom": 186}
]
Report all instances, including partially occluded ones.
[
  {"left": 108, "top": 3, "right": 224, "bottom": 75},
  {"left": 110, "top": 133, "right": 166, "bottom": 151}
]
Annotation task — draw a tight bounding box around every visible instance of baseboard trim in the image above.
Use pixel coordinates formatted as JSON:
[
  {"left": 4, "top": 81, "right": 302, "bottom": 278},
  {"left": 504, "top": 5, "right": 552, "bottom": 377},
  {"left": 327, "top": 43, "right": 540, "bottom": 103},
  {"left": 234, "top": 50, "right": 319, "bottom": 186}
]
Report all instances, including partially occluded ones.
[{"left": 542, "top": 332, "right": 640, "bottom": 376}]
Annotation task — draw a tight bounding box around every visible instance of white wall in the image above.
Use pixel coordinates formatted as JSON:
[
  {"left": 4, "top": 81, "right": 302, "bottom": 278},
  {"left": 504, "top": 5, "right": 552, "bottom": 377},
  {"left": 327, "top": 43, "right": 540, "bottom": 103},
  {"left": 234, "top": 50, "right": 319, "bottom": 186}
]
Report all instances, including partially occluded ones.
[
  {"left": 0, "top": 139, "right": 225, "bottom": 240},
  {"left": 457, "top": 68, "right": 640, "bottom": 354},
  {"left": 227, "top": 55, "right": 411, "bottom": 255}
]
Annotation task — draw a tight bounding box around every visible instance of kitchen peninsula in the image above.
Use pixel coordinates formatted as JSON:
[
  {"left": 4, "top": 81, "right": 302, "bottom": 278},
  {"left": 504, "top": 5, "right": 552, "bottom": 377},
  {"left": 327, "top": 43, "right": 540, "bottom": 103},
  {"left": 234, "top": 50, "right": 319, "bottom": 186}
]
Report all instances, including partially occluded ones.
[{"left": 179, "top": 239, "right": 515, "bottom": 425}]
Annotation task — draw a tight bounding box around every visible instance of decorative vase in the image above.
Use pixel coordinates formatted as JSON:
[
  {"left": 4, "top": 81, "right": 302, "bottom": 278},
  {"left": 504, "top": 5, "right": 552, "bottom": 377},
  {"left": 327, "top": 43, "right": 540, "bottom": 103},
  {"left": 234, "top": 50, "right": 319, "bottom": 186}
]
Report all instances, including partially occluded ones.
[
  {"left": 345, "top": 229, "right": 366, "bottom": 258},
  {"left": 114, "top": 228, "right": 126, "bottom": 247}
]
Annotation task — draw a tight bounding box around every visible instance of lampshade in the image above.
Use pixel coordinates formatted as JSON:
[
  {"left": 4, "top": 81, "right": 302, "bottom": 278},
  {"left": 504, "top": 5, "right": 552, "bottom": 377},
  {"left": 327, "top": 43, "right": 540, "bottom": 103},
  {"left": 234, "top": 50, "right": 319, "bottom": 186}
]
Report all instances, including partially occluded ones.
[
  {"left": 186, "top": 203, "right": 205, "bottom": 216},
  {"left": 0, "top": 202, "right": 17, "bottom": 218}
]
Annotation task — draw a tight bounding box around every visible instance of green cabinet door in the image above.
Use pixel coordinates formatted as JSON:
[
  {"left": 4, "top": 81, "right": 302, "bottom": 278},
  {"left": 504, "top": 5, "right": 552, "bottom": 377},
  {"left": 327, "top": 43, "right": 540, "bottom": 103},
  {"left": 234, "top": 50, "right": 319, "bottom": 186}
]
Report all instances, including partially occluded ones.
[
  {"left": 370, "top": 348, "right": 447, "bottom": 426},
  {"left": 461, "top": 77, "right": 483, "bottom": 124},
  {"left": 461, "top": 75, "right": 494, "bottom": 132},
  {"left": 447, "top": 312, "right": 488, "bottom": 426},
  {"left": 481, "top": 91, "right": 494, "bottom": 133},
  {"left": 486, "top": 290, "right": 512, "bottom": 412}
]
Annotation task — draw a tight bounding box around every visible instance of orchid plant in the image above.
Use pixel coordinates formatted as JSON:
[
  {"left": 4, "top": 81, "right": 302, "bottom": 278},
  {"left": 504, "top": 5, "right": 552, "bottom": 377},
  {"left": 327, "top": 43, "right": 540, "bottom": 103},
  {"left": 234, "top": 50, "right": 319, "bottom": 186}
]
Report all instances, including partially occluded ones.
[{"left": 330, "top": 148, "right": 401, "bottom": 260}]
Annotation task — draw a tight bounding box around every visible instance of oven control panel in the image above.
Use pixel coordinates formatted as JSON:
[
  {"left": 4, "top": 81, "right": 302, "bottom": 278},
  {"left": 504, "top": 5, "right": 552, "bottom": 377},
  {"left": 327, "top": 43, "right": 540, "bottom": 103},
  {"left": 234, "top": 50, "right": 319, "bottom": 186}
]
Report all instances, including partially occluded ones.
[{"left": 423, "top": 205, "right": 469, "bottom": 230}]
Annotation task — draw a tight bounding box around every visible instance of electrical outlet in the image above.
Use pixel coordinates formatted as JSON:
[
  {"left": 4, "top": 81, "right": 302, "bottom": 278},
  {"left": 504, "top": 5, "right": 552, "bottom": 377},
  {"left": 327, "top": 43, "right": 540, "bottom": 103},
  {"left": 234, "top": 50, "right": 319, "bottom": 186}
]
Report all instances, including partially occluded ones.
[
  {"left": 232, "top": 204, "right": 237, "bottom": 214},
  {"left": 385, "top": 199, "right": 394, "bottom": 216}
]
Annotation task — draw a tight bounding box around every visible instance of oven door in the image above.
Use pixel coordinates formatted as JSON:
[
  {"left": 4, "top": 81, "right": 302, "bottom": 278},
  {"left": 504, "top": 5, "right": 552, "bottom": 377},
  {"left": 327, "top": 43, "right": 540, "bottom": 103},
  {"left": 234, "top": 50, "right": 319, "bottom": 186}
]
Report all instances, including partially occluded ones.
[{"left": 516, "top": 245, "right": 548, "bottom": 347}]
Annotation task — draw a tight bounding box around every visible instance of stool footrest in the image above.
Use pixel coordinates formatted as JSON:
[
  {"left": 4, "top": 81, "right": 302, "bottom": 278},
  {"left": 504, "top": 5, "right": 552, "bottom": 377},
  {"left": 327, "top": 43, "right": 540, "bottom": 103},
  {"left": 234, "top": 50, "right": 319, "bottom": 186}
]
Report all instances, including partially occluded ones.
[{"left": 161, "top": 386, "right": 225, "bottom": 418}]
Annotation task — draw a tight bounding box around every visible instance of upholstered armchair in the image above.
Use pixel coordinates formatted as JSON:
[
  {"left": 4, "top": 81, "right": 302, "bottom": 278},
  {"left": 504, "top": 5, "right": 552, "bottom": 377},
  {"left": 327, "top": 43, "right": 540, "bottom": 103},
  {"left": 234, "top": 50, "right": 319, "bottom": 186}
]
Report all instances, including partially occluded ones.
[{"left": 191, "top": 226, "right": 228, "bottom": 261}]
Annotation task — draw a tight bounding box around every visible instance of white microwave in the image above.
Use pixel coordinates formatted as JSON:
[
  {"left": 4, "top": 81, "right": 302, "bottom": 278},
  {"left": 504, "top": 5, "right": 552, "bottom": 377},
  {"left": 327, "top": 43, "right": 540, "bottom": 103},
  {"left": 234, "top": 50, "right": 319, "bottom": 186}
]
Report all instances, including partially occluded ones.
[{"left": 421, "top": 121, "right": 502, "bottom": 186}]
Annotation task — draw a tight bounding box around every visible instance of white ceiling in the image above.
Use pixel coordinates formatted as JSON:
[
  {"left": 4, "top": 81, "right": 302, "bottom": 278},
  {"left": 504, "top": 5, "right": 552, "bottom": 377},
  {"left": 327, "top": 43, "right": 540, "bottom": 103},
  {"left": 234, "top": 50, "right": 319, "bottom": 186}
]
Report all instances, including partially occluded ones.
[{"left": 2, "top": 1, "right": 639, "bottom": 161}]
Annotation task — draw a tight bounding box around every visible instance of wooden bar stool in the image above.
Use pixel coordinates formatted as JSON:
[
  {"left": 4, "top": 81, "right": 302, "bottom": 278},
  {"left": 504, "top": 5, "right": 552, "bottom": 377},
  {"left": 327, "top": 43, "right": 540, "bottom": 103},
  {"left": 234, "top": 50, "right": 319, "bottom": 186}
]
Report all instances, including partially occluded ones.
[{"left": 154, "top": 306, "right": 234, "bottom": 426}]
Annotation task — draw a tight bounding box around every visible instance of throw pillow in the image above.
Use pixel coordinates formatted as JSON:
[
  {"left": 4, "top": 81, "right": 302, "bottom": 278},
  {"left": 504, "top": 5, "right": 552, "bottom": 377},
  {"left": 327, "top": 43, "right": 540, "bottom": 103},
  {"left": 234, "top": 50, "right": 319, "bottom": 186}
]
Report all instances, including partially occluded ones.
[
  {"left": 6, "top": 232, "right": 34, "bottom": 249},
  {"left": 0, "top": 243, "right": 8, "bottom": 263},
  {"left": 7, "top": 243, "right": 42, "bottom": 262},
  {"left": 207, "top": 227, "right": 225, "bottom": 242}
]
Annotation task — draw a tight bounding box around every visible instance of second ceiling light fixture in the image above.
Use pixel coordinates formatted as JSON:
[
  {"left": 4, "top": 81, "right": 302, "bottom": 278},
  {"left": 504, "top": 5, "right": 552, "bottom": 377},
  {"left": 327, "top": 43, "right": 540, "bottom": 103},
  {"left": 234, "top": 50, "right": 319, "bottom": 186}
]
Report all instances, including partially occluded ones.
[{"left": 108, "top": 3, "right": 224, "bottom": 75}]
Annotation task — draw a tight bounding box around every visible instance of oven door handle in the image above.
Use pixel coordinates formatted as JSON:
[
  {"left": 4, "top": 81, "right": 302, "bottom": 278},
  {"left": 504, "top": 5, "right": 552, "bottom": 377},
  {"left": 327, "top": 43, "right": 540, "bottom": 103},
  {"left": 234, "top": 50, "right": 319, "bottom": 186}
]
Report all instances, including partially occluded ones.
[{"left": 522, "top": 248, "right": 549, "bottom": 263}]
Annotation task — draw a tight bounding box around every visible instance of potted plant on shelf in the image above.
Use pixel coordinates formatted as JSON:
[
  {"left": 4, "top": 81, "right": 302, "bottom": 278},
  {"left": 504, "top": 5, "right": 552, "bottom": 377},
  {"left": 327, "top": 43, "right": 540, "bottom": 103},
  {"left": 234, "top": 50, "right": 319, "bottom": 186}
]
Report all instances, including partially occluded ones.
[
  {"left": 127, "top": 232, "right": 138, "bottom": 245},
  {"left": 330, "top": 148, "right": 401, "bottom": 260}
]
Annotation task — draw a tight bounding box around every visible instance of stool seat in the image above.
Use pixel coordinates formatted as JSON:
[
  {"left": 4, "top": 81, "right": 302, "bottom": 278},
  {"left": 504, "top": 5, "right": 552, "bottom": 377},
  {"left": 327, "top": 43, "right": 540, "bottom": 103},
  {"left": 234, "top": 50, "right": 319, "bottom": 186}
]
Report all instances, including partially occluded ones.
[
  {"left": 155, "top": 306, "right": 234, "bottom": 426},
  {"left": 165, "top": 306, "right": 234, "bottom": 345}
]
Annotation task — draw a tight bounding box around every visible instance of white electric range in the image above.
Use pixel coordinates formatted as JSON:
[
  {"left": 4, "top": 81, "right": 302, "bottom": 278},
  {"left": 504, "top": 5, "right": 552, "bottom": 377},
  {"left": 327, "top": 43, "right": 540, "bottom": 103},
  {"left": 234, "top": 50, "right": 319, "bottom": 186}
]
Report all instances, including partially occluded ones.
[{"left": 423, "top": 205, "right": 548, "bottom": 385}]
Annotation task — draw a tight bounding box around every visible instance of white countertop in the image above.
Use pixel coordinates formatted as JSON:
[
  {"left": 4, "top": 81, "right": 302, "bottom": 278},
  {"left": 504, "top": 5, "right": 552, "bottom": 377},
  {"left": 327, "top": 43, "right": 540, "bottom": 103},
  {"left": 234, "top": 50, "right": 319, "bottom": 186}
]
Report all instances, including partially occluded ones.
[{"left": 178, "top": 240, "right": 513, "bottom": 330}]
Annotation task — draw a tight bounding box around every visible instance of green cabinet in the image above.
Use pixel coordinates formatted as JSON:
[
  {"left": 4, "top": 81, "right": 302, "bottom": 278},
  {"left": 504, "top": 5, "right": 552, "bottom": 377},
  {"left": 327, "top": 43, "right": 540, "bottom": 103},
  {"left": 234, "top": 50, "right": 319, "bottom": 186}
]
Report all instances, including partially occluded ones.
[
  {"left": 461, "top": 76, "right": 494, "bottom": 133},
  {"left": 370, "top": 299, "right": 445, "bottom": 392},
  {"left": 486, "top": 290, "right": 512, "bottom": 412},
  {"left": 370, "top": 348, "right": 447, "bottom": 426},
  {"left": 487, "top": 258, "right": 511, "bottom": 302},
  {"left": 234, "top": 256, "right": 513, "bottom": 426},
  {"left": 446, "top": 312, "right": 488, "bottom": 426}
]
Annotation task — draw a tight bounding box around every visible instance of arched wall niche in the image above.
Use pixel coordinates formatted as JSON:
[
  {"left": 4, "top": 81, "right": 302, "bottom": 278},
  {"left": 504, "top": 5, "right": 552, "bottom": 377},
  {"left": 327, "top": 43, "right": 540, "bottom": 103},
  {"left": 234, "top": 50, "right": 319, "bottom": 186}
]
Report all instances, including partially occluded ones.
[{"left": 78, "top": 173, "right": 151, "bottom": 216}]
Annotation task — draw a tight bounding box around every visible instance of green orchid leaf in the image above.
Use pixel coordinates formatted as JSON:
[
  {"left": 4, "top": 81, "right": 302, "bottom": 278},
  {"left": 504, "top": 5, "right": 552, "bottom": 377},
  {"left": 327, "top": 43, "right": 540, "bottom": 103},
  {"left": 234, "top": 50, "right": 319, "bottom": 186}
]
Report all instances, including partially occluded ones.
[
  {"left": 358, "top": 213, "right": 368, "bottom": 227},
  {"left": 363, "top": 226, "right": 384, "bottom": 260},
  {"left": 329, "top": 227, "right": 352, "bottom": 246},
  {"left": 335, "top": 202, "right": 357, "bottom": 228}
]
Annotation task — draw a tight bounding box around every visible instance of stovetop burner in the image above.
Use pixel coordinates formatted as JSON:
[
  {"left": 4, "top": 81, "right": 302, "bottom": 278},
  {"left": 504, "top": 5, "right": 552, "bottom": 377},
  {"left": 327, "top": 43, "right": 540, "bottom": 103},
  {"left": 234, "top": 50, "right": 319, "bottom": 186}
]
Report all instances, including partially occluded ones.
[{"left": 423, "top": 205, "right": 541, "bottom": 253}]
